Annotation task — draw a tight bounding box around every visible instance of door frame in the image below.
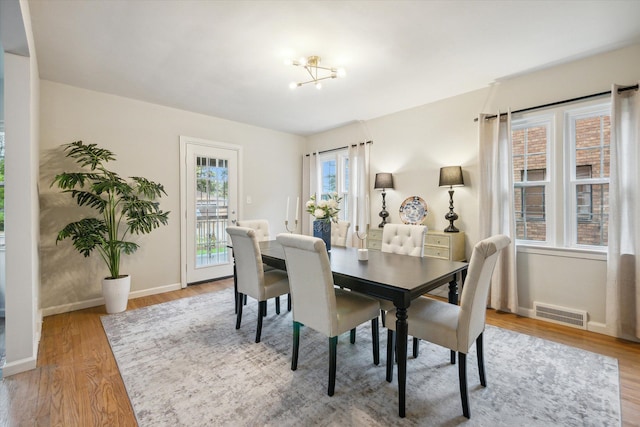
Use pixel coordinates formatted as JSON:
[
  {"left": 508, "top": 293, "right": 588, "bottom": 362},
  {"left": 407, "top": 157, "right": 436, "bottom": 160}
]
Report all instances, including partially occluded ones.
[{"left": 179, "top": 136, "right": 243, "bottom": 288}]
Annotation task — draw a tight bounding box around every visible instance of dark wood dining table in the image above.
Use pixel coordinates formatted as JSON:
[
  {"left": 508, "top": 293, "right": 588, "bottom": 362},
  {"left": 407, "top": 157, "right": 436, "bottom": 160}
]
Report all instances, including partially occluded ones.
[{"left": 256, "top": 240, "right": 468, "bottom": 418}]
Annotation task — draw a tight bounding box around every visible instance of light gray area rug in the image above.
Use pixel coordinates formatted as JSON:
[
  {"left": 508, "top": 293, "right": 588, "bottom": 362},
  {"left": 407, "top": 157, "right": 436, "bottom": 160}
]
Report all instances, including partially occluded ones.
[{"left": 101, "top": 289, "right": 621, "bottom": 426}]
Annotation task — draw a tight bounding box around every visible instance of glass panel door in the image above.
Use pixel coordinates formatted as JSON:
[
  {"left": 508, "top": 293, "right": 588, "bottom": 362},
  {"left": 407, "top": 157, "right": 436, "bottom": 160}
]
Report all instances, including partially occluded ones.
[{"left": 183, "top": 142, "right": 237, "bottom": 284}]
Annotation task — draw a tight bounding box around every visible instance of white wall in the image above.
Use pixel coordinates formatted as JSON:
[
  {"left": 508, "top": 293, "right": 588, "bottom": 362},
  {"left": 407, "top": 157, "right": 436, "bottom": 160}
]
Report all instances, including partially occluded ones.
[
  {"left": 306, "top": 43, "right": 640, "bottom": 335},
  {"left": 39, "top": 81, "right": 304, "bottom": 313},
  {"left": 2, "top": 0, "right": 41, "bottom": 376}
]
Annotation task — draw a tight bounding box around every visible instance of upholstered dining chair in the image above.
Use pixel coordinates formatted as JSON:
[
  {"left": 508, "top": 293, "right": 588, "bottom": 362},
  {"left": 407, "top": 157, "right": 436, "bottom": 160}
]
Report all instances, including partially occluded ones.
[
  {"left": 385, "top": 234, "right": 511, "bottom": 419},
  {"left": 379, "top": 223, "right": 427, "bottom": 356},
  {"left": 381, "top": 223, "right": 427, "bottom": 256},
  {"left": 236, "top": 219, "right": 270, "bottom": 242},
  {"left": 227, "top": 226, "right": 290, "bottom": 343},
  {"left": 331, "top": 221, "right": 351, "bottom": 247},
  {"left": 276, "top": 233, "right": 381, "bottom": 396},
  {"left": 236, "top": 219, "right": 290, "bottom": 313}
]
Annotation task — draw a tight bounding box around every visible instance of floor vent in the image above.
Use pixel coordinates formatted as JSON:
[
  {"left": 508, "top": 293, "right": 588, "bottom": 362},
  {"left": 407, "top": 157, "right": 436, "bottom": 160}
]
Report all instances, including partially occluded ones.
[{"left": 533, "top": 302, "right": 587, "bottom": 330}]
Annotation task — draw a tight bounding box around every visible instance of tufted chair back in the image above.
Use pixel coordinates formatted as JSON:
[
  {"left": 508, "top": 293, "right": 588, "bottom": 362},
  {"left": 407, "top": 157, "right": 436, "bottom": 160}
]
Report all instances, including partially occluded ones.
[
  {"left": 381, "top": 224, "right": 427, "bottom": 257},
  {"left": 236, "top": 219, "right": 270, "bottom": 242},
  {"left": 331, "top": 221, "right": 351, "bottom": 247}
]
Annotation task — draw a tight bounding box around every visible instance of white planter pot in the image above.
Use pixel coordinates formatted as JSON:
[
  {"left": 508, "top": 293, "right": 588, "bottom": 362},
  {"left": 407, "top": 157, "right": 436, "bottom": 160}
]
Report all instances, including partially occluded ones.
[{"left": 102, "top": 275, "right": 131, "bottom": 314}]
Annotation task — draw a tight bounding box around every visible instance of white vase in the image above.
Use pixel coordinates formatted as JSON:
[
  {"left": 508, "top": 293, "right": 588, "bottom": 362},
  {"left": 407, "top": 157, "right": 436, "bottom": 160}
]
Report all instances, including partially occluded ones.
[{"left": 102, "top": 275, "right": 131, "bottom": 314}]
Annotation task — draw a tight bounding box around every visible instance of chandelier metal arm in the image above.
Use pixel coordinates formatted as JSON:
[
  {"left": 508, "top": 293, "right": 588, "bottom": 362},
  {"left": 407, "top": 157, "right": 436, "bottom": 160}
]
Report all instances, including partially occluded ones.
[
  {"left": 296, "top": 75, "right": 338, "bottom": 86},
  {"left": 288, "top": 55, "right": 343, "bottom": 89}
]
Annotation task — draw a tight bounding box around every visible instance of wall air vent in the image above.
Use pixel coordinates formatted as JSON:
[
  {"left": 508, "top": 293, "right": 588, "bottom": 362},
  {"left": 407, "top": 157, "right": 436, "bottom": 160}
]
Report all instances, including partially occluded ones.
[{"left": 533, "top": 302, "right": 587, "bottom": 330}]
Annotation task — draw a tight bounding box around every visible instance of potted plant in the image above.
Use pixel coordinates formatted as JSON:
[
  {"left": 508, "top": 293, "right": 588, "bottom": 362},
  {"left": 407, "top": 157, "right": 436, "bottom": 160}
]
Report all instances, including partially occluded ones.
[
  {"left": 305, "top": 192, "right": 342, "bottom": 251},
  {"left": 52, "top": 141, "right": 170, "bottom": 313}
]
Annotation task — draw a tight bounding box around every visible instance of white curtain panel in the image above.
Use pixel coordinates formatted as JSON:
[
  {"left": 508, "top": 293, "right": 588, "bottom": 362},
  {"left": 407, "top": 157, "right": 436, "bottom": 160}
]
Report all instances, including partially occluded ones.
[
  {"left": 478, "top": 112, "right": 519, "bottom": 313},
  {"left": 301, "top": 151, "right": 320, "bottom": 236},
  {"left": 607, "top": 83, "right": 640, "bottom": 341},
  {"left": 348, "top": 142, "right": 371, "bottom": 247}
]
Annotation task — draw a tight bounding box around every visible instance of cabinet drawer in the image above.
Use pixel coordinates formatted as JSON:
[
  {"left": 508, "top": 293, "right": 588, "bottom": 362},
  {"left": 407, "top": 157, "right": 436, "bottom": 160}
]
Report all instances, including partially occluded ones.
[
  {"left": 368, "top": 239, "right": 382, "bottom": 250},
  {"left": 368, "top": 229, "right": 383, "bottom": 239},
  {"left": 424, "top": 246, "right": 450, "bottom": 259},
  {"left": 425, "top": 234, "right": 450, "bottom": 247}
]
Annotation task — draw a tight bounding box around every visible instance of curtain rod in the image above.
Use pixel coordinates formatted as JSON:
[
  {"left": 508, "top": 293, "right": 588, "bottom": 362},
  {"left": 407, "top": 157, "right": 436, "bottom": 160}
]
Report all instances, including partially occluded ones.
[
  {"left": 305, "top": 140, "right": 372, "bottom": 157},
  {"left": 474, "top": 84, "right": 639, "bottom": 122}
]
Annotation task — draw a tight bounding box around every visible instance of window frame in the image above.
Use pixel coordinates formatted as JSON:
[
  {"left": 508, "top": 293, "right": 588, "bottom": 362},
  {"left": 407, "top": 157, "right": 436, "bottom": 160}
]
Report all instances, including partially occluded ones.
[
  {"left": 510, "top": 99, "right": 610, "bottom": 252},
  {"left": 511, "top": 114, "right": 554, "bottom": 245},
  {"left": 564, "top": 103, "right": 611, "bottom": 249},
  {"left": 317, "top": 149, "right": 350, "bottom": 221}
]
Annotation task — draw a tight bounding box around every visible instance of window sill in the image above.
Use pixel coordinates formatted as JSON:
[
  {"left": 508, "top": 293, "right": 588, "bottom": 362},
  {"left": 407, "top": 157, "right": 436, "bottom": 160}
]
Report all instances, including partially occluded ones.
[{"left": 516, "top": 244, "right": 607, "bottom": 261}]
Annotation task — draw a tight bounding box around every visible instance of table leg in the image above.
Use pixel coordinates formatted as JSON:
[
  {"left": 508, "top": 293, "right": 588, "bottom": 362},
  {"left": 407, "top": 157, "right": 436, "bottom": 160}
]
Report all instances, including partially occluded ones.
[
  {"left": 233, "top": 252, "right": 238, "bottom": 314},
  {"left": 448, "top": 277, "right": 458, "bottom": 305},
  {"left": 396, "top": 307, "right": 408, "bottom": 418},
  {"left": 448, "top": 272, "right": 462, "bottom": 364}
]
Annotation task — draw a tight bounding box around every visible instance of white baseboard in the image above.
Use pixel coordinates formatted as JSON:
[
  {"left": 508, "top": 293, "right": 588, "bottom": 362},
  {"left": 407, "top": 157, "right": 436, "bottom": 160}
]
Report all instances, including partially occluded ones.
[
  {"left": 41, "top": 282, "right": 182, "bottom": 317},
  {"left": 2, "top": 356, "right": 37, "bottom": 377}
]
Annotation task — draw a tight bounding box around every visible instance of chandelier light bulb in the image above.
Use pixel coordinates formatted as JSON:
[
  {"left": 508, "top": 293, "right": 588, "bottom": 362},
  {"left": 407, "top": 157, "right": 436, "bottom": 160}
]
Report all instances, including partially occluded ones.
[
  {"left": 315, "top": 82, "right": 322, "bottom": 90},
  {"left": 284, "top": 58, "right": 293, "bottom": 66},
  {"left": 289, "top": 82, "right": 298, "bottom": 90},
  {"left": 298, "top": 57, "right": 308, "bottom": 66},
  {"left": 336, "top": 68, "right": 346, "bottom": 78}
]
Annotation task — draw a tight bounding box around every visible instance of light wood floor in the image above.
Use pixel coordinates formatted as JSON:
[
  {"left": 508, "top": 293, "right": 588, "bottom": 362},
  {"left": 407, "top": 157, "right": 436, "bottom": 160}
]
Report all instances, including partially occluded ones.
[{"left": 1, "top": 278, "right": 639, "bottom": 426}]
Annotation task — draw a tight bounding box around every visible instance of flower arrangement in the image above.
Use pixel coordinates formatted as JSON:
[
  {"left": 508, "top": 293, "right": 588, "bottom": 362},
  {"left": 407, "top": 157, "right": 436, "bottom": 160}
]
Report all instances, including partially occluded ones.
[{"left": 306, "top": 192, "right": 342, "bottom": 223}]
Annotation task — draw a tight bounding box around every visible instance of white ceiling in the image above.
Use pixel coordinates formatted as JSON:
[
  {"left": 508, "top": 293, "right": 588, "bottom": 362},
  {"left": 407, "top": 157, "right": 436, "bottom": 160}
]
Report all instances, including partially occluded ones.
[{"left": 27, "top": 0, "right": 640, "bottom": 136}]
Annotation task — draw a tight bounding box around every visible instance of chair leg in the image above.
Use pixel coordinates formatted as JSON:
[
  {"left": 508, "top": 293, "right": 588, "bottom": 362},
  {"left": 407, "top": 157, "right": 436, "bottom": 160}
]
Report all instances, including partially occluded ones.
[
  {"left": 287, "top": 293, "right": 292, "bottom": 311},
  {"left": 275, "top": 296, "right": 281, "bottom": 315},
  {"left": 477, "top": 333, "right": 486, "bottom": 387},
  {"left": 451, "top": 350, "right": 456, "bottom": 364},
  {"left": 458, "top": 352, "right": 470, "bottom": 419},
  {"left": 350, "top": 328, "right": 356, "bottom": 344},
  {"left": 235, "top": 293, "right": 244, "bottom": 329},
  {"left": 381, "top": 309, "right": 386, "bottom": 326},
  {"left": 413, "top": 337, "right": 419, "bottom": 358},
  {"left": 386, "top": 329, "right": 395, "bottom": 382},
  {"left": 291, "top": 321, "right": 300, "bottom": 371},
  {"left": 255, "top": 301, "right": 266, "bottom": 343},
  {"left": 328, "top": 336, "right": 338, "bottom": 396},
  {"left": 371, "top": 318, "right": 380, "bottom": 365}
]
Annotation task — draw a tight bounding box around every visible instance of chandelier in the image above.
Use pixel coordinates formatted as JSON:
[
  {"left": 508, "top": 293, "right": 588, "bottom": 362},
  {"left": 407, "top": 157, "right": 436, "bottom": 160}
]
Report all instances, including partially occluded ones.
[{"left": 286, "top": 56, "right": 346, "bottom": 90}]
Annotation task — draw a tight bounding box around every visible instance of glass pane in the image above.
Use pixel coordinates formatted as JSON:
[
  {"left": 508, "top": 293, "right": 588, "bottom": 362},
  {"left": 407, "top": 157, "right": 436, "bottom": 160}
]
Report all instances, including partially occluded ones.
[
  {"left": 321, "top": 159, "right": 337, "bottom": 198},
  {"left": 575, "top": 115, "right": 610, "bottom": 178},
  {"left": 576, "top": 183, "right": 608, "bottom": 246},
  {"left": 512, "top": 126, "right": 547, "bottom": 182},
  {"left": 195, "top": 156, "right": 229, "bottom": 267},
  {"left": 512, "top": 128, "right": 525, "bottom": 183},
  {"left": 512, "top": 122, "right": 548, "bottom": 242},
  {"left": 514, "top": 186, "right": 546, "bottom": 241}
]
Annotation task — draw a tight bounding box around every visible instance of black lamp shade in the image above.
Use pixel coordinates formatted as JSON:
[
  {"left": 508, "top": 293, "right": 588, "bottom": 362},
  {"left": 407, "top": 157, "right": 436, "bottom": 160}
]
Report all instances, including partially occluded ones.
[
  {"left": 374, "top": 173, "right": 394, "bottom": 190},
  {"left": 439, "top": 166, "right": 464, "bottom": 187}
]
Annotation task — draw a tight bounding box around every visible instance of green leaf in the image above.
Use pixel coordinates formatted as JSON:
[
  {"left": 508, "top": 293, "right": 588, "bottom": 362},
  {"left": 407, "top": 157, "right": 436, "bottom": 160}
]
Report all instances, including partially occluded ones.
[
  {"left": 56, "top": 218, "right": 108, "bottom": 257},
  {"left": 62, "top": 141, "right": 116, "bottom": 170}
]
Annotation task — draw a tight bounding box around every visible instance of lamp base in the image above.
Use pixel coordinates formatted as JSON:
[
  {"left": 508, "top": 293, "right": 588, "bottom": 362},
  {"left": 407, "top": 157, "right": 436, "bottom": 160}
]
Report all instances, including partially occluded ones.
[
  {"left": 444, "top": 224, "right": 460, "bottom": 233},
  {"left": 378, "top": 210, "right": 389, "bottom": 228}
]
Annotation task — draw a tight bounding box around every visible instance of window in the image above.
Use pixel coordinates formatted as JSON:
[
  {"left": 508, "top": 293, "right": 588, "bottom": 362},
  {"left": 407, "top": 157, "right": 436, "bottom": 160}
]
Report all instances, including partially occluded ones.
[
  {"left": 511, "top": 102, "right": 610, "bottom": 249},
  {"left": 567, "top": 107, "right": 610, "bottom": 247},
  {"left": 318, "top": 150, "right": 350, "bottom": 221},
  {"left": 512, "top": 118, "right": 551, "bottom": 242}
]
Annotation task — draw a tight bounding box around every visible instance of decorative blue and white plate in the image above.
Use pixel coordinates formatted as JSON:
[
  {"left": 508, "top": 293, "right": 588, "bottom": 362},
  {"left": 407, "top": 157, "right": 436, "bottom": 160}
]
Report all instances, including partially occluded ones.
[{"left": 399, "top": 196, "right": 428, "bottom": 224}]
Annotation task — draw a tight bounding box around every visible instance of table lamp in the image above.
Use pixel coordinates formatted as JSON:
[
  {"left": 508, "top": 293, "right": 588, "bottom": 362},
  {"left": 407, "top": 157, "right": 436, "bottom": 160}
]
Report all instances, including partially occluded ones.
[
  {"left": 374, "top": 172, "right": 394, "bottom": 228},
  {"left": 439, "top": 166, "right": 464, "bottom": 232}
]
